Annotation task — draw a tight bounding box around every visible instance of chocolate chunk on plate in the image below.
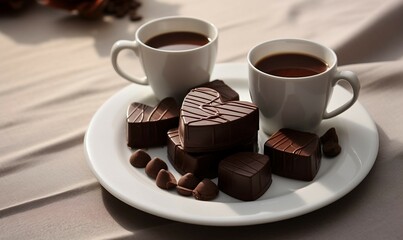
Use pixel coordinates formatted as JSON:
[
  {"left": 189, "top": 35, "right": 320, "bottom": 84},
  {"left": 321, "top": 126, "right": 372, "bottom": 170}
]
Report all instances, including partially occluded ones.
[
  {"left": 129, "top": 149, "right": 151, "bottom": 168},
  {"left": 320, "top": 127, "right": 342, "bottom": 158},
  {"left": 179, "top": 88, "right": 259, "bottom": 153},
  {"left": 145, "top": 157, "right": 168, "bottom": 179},
  {"left": 197, "top": 79, "right": 239, "bottom": 102},
  {"left": 218, "top": 152, "right": 272, "bottom": 201},
  {"left": 127, "top": 97, "right": 179, "bottom": 149},
  {"left": 176, "top": 173, "right": 200, "bottom": 196},
  {"left": 156, "top": 169, "right": 177, "bottom": 190},
  {"left": 192, "top": 179, "right": 219, "bottom": 201},
  {"left": 167, "top": 128, "right": 257, "bottom": 179},
  {"left": 264, "top": 128, "right": 321, "bottom": 181}
]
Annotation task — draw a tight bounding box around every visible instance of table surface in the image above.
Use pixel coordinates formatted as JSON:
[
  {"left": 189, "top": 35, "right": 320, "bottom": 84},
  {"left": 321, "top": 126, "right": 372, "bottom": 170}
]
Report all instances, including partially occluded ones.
[{"left": 1, "top": 0, "right": 403, "bottom": 239}]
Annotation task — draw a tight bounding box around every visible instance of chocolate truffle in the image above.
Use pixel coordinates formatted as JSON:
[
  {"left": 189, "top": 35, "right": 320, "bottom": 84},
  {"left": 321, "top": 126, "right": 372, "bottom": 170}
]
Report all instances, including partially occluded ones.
[
  {"left": 264, "top": 128, "right": 321, "bottom": 181},
  {"left": 179, "top": 88, "right": 259, "bottom": 152},
  {"left": 192, "top": 179, "right": 219, "bottom": 201},
  {"left": 126, "top": 97, "right": 179, "bottom": 149},
  {"left": 145, "top": 157, "right": 168, "bottom": 179},
  {"left": 320, "top": 128, "right": 342, "bottom": 158},
  {"left": 322, "top": 141, "right": 342, "bottom": 158},
  {"left": 176, "top": 173, "right": 200, "bottom": 196},
  {"left": 129, "top": 149, "right": 151, "bottom": 168},
  {"left": 167, "top": 128, "right": 257, "bottom": 179},
  {"left": 218, "top": 152, "right": 272, "bottom": 201},
  {"left": 156, "top": 169, "right": 177, "bottom": 190}
]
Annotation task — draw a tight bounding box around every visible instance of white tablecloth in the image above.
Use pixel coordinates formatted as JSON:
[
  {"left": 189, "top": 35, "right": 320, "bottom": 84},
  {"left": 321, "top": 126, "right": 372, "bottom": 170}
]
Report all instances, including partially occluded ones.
[{"left": 1, "top": 0, "right": 402, "bottom": 239}]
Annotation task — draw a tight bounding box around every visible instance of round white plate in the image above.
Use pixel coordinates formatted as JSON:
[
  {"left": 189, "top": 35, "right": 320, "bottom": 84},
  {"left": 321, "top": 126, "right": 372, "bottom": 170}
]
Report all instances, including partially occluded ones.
[{"left": 84, "top": 63, "right": 378, "bottom": 226}]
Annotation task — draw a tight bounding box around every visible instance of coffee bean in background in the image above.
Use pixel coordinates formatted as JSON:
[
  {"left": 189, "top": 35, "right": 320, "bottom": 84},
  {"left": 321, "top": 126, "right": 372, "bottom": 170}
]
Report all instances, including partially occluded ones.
[
  {"left": 104, "top": 0, "right": 142, "bottom": 21},
  {"left": 0, "top": 0, "right": 35, "bottom": 13},
  {"left": 3, "top": 0, "right": 143, "bottom": 21}
]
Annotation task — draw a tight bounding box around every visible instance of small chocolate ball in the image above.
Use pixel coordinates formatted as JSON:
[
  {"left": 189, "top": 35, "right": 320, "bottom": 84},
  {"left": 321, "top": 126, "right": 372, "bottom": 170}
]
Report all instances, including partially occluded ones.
[
  {"left": 129, "top": 149, "right": 151, "bottom": 168},
  {"left": 192, "top": 179, "right": 219, "bottom": 201},
  {"left": 145, "top": 157, "right": 168, "bottom": 179}
]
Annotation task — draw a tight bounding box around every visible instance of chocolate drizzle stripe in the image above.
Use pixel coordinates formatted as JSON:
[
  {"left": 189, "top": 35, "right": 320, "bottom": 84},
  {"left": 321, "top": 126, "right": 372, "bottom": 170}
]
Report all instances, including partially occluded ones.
[
  {"left": 148, "top": 107, "right": 168, "bottom": 121},
  {"left": 269, "top": 130, "right": 318, "bottom": 156},
  {"left": 187, "top": 92, "right": 220, "bottom": 105},
  {"left": 169, "top": 130, "right": 180, "bottom": 138},
  {"left": 127, "top": 104, "right": 140, "bottom": 120},
  {"left": 127, "top": 104, "right": 147, "bottom": 123},
  {"left": 191, "top": 87, "right": 220, "bottom": 98},
  {"left": 181, "top": 102, "right": 257, "bottom": 125},
  {"left": 181, "top": 109, "right": 228, "bottom": 124},
  {"left": 292, "top": 136, "right": 317, "bottom": 154},
  {"left": 183, "top": 103, "right": 253, "bottom": 117},
  {"left": 270, "top": 134, "right": 289, "bottom": 150},
  {"left": 185, "top": 97, "right": 219, "bottom": 110},
  {"left": 181, "top": 106, "right": 227, "bottom": 123},
  {"left": 213, "top": 103, "right": 257, "bottom": 114},
  {"left": 239, "top": 157, "right": 263, "bottom": 171},
  {"left": 148, "top": 99, "right": 178, "bottom": 121},
  {"left": 223, "top": 159, "right": 257, "bottom": 175}
]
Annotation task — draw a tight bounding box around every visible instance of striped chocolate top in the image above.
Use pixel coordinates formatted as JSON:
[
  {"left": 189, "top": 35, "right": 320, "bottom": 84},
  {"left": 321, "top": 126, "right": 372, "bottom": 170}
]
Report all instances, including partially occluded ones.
[
  {"left": 266, "top": 128, "right": 319, "bottom": 156},
  {"left": 127, "top": 97, "right": 179, "bottom": 123},
  {"left": 180, "top": 88, "right": 257, "bottom": 126},
  {"left": 219, "top": 152, "right": 269, "bottom": 177}
]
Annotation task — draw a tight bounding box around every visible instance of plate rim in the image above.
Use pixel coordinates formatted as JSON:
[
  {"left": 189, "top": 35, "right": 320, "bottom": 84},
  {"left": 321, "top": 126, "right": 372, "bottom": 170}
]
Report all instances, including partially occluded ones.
[{"left": 84, "top": 62, "right": 379, "bottom": 226}]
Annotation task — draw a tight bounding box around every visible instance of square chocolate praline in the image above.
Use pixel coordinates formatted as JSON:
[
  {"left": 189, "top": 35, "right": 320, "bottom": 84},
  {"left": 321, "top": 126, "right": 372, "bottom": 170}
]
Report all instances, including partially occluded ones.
[
  {"left": 264, "top": 128, "right": 321, "bottom": 181},
  {"left": 218, "top": 152, "right": 272, "bottom": 201}
]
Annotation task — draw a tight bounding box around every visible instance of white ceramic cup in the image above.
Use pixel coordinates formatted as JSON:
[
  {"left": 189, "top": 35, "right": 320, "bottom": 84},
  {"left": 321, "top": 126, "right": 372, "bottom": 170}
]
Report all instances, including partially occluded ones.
[
  {"left": 111, "top": 16, "right": 218, "bottom": 101},
  {"left": 248, "top": 39, "right": 360, "bottom": 134}
]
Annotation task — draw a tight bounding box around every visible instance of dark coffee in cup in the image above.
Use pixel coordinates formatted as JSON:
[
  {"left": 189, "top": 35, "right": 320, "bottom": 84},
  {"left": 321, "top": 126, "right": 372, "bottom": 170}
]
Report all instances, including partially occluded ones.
[
  {"left": 111, "top": 16, "right": 218, "bottom": 100},
  {"left": 255, "top": 53, "right": 328, "bottom": 77},
  {"left": 145, "top": 31, "right": 210, "bottom": 51}
]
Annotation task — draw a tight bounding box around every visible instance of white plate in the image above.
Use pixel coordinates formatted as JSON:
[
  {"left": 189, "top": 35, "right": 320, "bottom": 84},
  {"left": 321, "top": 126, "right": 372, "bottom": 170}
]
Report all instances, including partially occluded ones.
[{"left": 84, "top": 63, "right": 378, "bottom": 226}]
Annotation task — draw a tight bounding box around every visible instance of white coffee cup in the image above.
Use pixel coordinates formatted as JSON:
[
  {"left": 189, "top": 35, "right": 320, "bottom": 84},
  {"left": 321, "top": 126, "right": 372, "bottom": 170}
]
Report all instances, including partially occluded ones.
[
  {"left": 111, "top": 16, "right": 218, "bottom": 100},
  {"left": 248, "top": 39, "right": 360, "bottom": 134}
]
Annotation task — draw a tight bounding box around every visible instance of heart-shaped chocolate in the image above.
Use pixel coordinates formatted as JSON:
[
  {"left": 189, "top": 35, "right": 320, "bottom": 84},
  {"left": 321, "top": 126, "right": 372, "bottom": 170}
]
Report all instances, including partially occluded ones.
[
  {"left": 127, "top": 97, "right": 179, "bottom": 148},
  {"left": 179, "top": 88, "right": 259, "bottom": 152}
]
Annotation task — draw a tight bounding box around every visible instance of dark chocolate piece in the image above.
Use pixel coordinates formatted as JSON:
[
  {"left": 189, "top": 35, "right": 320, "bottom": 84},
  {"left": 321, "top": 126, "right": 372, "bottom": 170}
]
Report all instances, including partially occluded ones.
[
  {"left": 320, "top": 128, "right": 342, "bottom": 158},
  {"left": 176, "top": 173, "right": 200, "bottom": 196},
  {"left": 264, "top": 128, "right": 321, "bottom": 181},
  {"left": 167, "top": 128, "right": 257, "bottom": 179},
  {"left": 127, "top": 97, "right": 179, "bottom": 149},
  {"left": 156, "top": 169, "right": 177, "bottom": 190},
  {"left": 129, "top": 149, "right": 151, "bottom": 168},
  {"left": 198, "top": 79, "right": 239, "bottom": 102},
  {"left": 218, "top": 152, "right": 272, "bottom": 201},
  {"left": 322, "top": 141, "right": 342, "bottom": 158},
  {"left": 145, "top": 157, "right": 168, "bottom": 179},
  {"left": 192, "top": 179, "right": 219, "bottom": 201},
  {"left": 320, "top": 127, "right": 339, "bottom": 144},
  {"left": 179, "top": 88, "right": 259, "bottom": 152}
]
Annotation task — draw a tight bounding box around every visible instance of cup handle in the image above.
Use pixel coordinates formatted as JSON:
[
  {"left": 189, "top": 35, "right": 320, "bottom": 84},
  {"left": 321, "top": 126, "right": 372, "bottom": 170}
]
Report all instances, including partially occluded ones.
[
  {"left": 323, "top": 71, "right": 361, "bottom": 119},
  {"left": 111, "top": 40, "right": 149, "bottom": 85}
]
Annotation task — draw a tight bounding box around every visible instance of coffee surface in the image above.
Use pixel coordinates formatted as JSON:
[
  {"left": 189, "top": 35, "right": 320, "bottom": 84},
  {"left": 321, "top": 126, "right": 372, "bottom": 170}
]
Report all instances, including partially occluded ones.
[
  {"left": 255, "top": 53, "right": 328, "bottom": 77},
  {"left": 145, "top": 31, "right": 210, "bottom": 51}
]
